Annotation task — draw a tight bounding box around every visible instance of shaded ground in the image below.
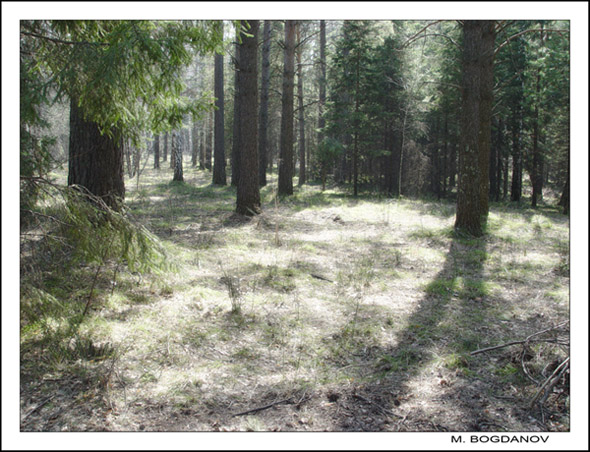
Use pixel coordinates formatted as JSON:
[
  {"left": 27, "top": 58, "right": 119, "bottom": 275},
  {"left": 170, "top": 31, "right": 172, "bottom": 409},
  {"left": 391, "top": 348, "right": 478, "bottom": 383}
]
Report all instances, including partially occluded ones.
[{"left": 20, "top": 161, "right": 570, "bottom": 432}]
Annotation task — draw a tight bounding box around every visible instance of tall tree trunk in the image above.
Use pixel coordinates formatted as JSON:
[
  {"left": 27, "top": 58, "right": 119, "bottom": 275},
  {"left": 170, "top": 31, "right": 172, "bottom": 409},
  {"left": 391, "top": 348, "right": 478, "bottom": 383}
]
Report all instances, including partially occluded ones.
[
  {"left": 352, "top": 54, "right": 360, "bottom": 197},
  {"left": 510, "top": 106, "right": 523, "bottom": 202},
  {"left": 212, "top": 23, "right": 226, "bottom": 185},
  {"left": 206, "top": 110, "right": 213, "bottom": 170},
  {"left": 162, "top": 132, "right": 168, "bottom": 162},
  {"left": 231, "top": 30, "right": 242, "bottom": 187},
  {"left": 531, "top": 24, "right": 545, "bottom": 207},
  {"left": 296, "top": 23, "right": 306, "bottom": 186},
  {"left": 153, "top": 134, "right": 160, "bottom": 169},
  {"left": 558, "top": 154, "right": 569, "bottom": 214},
  {"left": 278, "top": 20, "right": 297, "bottom": 196},
  {"left": 68, "top": 97, "right": 125, "bottom": 210},
  {"left": 236, "top": 20, "right": 261, "bottom": 216},
  {"left": 258, "top": 20, "right": 271, "bottom": 187},
  {"left": 317, "top": 20, "right": 326, "bottom": 145},
  {"left": 192, "top": 122, "right": 198, "bottom": 167},
  {"left": 172, "top": 130, "right": 183, "bottom": 182},
  {"left": 455, "top": 21, "right": 484, "bottom": 236},
  {"left": 478, "top": 20, "right": 495, "bottom": 218}
]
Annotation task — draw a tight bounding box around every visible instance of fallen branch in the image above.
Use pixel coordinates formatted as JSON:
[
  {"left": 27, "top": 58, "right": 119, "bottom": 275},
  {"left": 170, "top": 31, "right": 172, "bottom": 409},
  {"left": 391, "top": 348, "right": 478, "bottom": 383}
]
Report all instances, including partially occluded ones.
[
  {"left": 530, "top": 357, "right": 570, "bottom": 409},
  {"left": 311, "top": 273, "right": 334, "bottom": 283},
  {"left": 470, "top": 321, "right": 569, "bottom": 356},
  {"left": 22, "top": 396, "right": 55, "bottom": 421},
  {"left": 232, "top": 398, "right": 293, "bottom": 417}
]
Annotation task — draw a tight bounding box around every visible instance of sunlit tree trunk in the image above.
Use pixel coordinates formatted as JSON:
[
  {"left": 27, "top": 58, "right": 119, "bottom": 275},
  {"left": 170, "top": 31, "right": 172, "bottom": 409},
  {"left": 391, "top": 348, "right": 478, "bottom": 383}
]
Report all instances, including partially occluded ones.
[
  {"left": 172, "top": 130, "right": 183, "bottom": 182},
  {"left": 278, "top": 20, "right": 296, "bottom": 196}
]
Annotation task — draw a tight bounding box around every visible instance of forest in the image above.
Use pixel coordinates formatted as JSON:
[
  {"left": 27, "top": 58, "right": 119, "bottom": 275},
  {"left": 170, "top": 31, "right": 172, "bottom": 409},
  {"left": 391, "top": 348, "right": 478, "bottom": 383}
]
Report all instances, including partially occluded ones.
[{"left": 13, "top": 13, "right": 578, "bottom": 441}]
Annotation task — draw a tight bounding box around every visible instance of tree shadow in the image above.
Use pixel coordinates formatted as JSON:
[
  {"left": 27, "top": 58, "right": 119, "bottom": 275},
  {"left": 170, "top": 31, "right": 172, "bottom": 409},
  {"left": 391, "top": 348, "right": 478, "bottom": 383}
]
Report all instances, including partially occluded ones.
[{"left": 330, "top": 228, "right": 530, "bottom": 431}]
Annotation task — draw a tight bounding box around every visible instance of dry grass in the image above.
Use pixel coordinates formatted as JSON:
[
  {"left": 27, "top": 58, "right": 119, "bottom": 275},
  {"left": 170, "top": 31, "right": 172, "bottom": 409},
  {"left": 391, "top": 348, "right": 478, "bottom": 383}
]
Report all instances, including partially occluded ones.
[{"left": 20, "top": 160, "right": 570, "bottom": 432}]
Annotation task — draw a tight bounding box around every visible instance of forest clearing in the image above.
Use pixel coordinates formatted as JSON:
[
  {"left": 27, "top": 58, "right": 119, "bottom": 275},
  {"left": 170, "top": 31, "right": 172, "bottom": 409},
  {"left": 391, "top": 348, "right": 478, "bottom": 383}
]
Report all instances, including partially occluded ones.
[
  {"left": 20, "top": 165, "right": 570, "bottom": 433},
  {"left": 10, "top": 8, "right": 586, "bottom": 448}
]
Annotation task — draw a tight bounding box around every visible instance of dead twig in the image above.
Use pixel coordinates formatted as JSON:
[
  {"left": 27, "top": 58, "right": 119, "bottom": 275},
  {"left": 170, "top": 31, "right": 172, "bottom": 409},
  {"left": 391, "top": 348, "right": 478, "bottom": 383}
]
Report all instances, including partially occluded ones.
[
  {"left": 529, "top": 357, "right": 570, "bottom": 409},
  {"left": 22, "top": 396, "right": 55, "bottom": 421},
  {"left": 232, "top": 398, "right": 293, "bottom": 417},
  {"left": 470, "top": 321, "right": 569, "bottom": 356}
]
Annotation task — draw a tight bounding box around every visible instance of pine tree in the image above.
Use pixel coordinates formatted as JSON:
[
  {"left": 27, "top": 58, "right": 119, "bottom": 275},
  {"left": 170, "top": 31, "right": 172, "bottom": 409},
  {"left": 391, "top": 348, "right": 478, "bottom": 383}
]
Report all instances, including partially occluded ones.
[{"left": 236, "top": 21, "right": 261, "bottom": 215}]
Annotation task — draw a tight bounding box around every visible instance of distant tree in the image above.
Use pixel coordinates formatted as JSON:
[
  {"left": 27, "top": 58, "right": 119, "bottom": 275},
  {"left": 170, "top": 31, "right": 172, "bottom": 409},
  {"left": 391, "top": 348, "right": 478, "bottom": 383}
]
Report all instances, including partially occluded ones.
[
  {"left": 172, "top": 130, "right": 183, "bottom": 182},
  {"left": 296, "top": 22, "right": 307, "bottom": 186},
  {"left": 278, "top": 20, "right": 297, "bottom": 196},
  {"left": 235, "top": 20, "right": 261, "bottom": 215},
  {"left": 213, "top": 22, "right": 226, "bottom": 185},
  {"left": 231, "top": 26, "right": 242, "bottom": 187},
  {"left": 317, "top": 20, "right": 327, "bottom": 147},
  {"left": 258, "top": 20, "right": 272, "bottom": 187},
  {"left": 153, "top": 134, "right": 160, "bottom": 169}
]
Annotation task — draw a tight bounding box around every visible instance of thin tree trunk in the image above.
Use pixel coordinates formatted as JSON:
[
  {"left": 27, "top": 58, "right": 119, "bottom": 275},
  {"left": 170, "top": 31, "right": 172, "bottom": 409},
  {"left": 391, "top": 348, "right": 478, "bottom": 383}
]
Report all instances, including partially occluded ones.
[
  {"left": 192, "top": 122, "right": 198, "bottom": 167},
  {"left": 231, "top": 30, "right": 241, "bottom": 187},
  {"left": 172, "top": 130, "right": 183, "bottom": 182},
  {"left": 296, "top": 23, "right": 306, "bottom": 186},
  {"left": 278, "top": 20, "right": 297, "bottom": 196},
  {"left": 258, "top": 20, "right": 271, "bottom": 187},
  {"left": 213, "top": 25, "right": 226, "bottom": 185},
  {"left": 153, "top": 134, "right": 160, "bottom": 169}
]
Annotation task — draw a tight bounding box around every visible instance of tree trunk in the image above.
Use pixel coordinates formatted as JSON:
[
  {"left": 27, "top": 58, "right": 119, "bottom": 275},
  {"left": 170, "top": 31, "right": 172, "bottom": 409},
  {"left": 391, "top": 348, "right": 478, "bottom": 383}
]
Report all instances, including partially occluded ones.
[
  {"left": 278, "top": 20, "right": 297, "bottom": 196},
  {"left": 455, "top": 21, "right": 484, "bottom": 236},
  {"left": 258, "top": 20, "right": 271, "bottom": 187},
  {"left": 478, "top": 20, "right": 495, "bottom": 218},
  {"left": 531, "top": 25, "right": 545, "bottom": 208},
  {"left": 317, "top": 20, "right": 326, "bottom": 145},
  {"left": 236, "top": 20, "right": 261, "bottom": 216},
  {"left": 172, "top": 130, "right": 183, "bottom": 182},
  {"left": 153, "top": 134, "right": 160, "bottom": 169},
  {"left": 68, "top": 97, "right": 125, "bottom": 210},
  {"left": 205, "top": 110, "right": 213, "bottom": 170},
  {"left": 212, "top": 24, "right": 226, "bottom": 185},
  {"left": 162, "top": 132, "right": 168, "bottom": 162},
  {"left": 296, "top": 23, "right": 306, "bottom": 186},
  {"left": 558, "top": 155, "right": 569, "bottom": 214},
  {"left": 231, "top": 31, "right": 241, "bottom": 187},
  {"left": 192, "top": 122, "right": 198, "bottom": 167}
]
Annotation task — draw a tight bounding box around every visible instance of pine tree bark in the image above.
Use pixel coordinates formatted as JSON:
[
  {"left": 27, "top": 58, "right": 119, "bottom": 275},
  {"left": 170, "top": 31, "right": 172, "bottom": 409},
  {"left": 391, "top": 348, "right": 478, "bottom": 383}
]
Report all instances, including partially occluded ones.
[
  {"left": 455, "top": 21, "right": 484, "bottom": 236},
  {"left": 172, "top": 130, "right": 183, "bottom": 182},
  {"left": 478, "top": 21, "right": 495, "bottom": 217},
  {"left": 235, "top": 20, "right": 261, "bottom": 216},
  {"left": 191, "top": 122, "right": 198, "bottom": 167},
  {"left": 278, "top": 20, "right": 297, "bottom": 196},
  {"left": 231, "top": 31, "right": 242, "bottom": 187},
  {"left": 296, "top": 23, "right": 306, "bottom": 186},
  {"left": 153, "top": 134, "right": 160, "bottom": 169},
  {"left": 213, "top": 27, "right": 226, "bottom": 185},
  {"left": 258, "top": 20, "right": 271, "bottom": 187},
  {"left": 317, "top": 20, "right": 326, "bottom": 145},
  {"left": 68, "top": 97, "right": 125, "bottom": 210}
]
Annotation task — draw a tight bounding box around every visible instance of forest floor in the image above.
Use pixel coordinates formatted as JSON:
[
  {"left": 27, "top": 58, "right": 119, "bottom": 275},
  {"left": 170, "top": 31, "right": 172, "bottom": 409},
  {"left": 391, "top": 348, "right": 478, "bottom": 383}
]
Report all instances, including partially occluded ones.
[{"left": 20, "top": 163, "right": 571, "bottom": 435}]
